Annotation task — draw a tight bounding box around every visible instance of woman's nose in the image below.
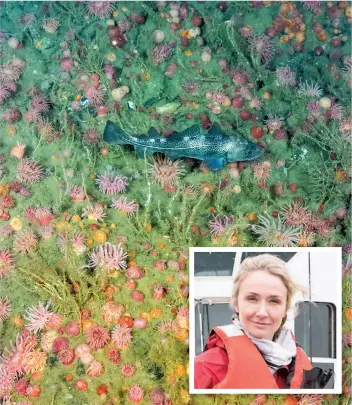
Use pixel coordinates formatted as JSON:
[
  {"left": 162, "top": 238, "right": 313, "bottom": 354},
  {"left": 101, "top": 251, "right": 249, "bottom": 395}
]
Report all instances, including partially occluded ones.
[{"left": 256, "top": 302, "right": 268, "bottom": 316}]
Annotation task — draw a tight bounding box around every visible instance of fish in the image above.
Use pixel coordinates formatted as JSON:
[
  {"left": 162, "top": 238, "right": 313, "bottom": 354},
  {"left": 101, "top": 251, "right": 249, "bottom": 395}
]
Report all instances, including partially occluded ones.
[{"left": 103, "top": 120, "right": 264, "bottom": 171}]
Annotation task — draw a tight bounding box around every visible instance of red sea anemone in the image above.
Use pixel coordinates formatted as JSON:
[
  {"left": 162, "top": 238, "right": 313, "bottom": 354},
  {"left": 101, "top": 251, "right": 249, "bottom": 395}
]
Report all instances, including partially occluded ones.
[{"left": 85, "top": 325, "right": 111, "bottom": 349}]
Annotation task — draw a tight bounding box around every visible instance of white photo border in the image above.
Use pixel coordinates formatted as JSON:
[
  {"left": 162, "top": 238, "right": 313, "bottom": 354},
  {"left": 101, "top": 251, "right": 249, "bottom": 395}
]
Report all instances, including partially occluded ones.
[{"left": 189, "top": 247, "right": 342, "bottom": 395}]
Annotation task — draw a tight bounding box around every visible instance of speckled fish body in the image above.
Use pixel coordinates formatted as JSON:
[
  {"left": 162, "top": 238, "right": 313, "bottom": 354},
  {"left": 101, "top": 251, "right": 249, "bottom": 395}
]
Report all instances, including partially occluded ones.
[{"left": 103, "top": 120, "right": 264, "bottom": 171}]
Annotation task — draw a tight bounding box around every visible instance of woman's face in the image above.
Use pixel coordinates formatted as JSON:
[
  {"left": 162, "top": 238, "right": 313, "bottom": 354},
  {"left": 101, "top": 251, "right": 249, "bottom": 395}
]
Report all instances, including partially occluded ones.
[{"left": 234, "top": 270, "right": 287, "bottom": 340}]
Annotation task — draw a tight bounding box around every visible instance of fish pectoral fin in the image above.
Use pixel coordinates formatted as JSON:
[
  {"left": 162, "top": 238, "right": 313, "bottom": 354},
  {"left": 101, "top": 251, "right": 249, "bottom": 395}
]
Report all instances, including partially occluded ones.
[
  {"left": 135, "top": 146, "right": 153, "bottom": 159},
  {"left": 204, "top": 157, "right": 226, "bottom": 171}
]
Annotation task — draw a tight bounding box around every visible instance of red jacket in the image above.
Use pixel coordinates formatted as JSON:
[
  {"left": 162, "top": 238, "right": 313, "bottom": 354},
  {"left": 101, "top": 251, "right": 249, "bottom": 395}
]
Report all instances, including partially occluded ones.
[{"left": 194, "top": 324, "right": 312, "bottom": 389}]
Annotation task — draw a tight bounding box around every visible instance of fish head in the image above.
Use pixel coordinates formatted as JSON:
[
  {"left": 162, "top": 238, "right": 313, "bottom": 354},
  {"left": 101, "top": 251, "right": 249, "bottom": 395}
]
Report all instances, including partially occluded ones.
[{"left": 227, "top": 138, "right": 264, "bottom": 162}]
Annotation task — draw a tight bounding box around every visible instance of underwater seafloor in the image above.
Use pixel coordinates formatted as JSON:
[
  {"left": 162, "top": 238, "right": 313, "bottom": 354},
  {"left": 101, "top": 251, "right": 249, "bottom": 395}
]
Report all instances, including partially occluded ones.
[{"left": 0, "top": 1, "right": 351, "bottom": 405}]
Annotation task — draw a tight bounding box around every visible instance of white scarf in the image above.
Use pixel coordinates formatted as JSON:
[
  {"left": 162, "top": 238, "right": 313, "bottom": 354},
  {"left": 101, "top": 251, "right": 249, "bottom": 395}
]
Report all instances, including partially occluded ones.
[{"left": 232, "top": 318, "right": 297, "bottom": 374}]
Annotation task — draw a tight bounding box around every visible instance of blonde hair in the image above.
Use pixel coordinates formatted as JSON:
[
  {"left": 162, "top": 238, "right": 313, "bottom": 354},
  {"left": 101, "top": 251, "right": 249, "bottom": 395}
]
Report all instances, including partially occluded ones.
[{"left": 230, "top": 254, "right": 309, "bottom": 340}]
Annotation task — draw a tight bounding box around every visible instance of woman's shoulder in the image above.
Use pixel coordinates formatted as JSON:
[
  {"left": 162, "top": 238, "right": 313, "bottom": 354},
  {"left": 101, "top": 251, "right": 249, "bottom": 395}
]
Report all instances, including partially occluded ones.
[{"left": 194, "top": 340, "right": 229, "bottom": 389}]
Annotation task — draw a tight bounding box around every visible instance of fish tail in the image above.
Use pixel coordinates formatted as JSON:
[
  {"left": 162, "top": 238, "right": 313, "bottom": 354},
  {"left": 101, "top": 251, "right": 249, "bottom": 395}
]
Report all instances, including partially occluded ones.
[{"left": 103, "top": 120, "right": 131, "bottom": 145}]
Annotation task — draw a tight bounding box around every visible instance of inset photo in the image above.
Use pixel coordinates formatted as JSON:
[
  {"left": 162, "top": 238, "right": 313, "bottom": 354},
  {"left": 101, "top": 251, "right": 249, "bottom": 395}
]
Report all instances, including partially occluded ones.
[{"left": 189, "top": 248, "right": 342, "bottom": 395}]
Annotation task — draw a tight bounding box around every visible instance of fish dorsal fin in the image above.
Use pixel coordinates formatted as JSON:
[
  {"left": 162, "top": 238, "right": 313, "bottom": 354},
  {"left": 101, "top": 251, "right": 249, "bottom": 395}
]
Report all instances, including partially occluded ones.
[
  {"left": 175, "top": 125, "right": 201, "bottom": 139},
  {"left": 208, "top": 122, "right": 223, "bottom": 136},
  {"left": 148, "top": 127, "right": 160, "bottom": 138}
]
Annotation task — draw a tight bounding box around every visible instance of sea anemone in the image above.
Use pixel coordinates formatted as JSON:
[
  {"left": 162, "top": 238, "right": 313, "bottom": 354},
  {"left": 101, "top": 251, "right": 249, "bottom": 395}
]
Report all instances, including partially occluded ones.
[
  {"left": 57, "top": 348, "right": 75, "bottom": 365},
  {"left": 182, "top": 80, "right": 200, "bottom": 94},
  {"left": 264, "top": 114, "right": 284, "bottom": 132},
  {"left": 86, "top": 1, "right": 114, "bottom": 18},
  {"left": 252, "top": 161, "right": 272, "bottom": 183},
  {"left": 0, "top": 296, "right": 11, "bottom": 320},
  {"left": 101, "top": 302, "right": 124, "bottom": 324},
  {"left": 111, "top": 324, "right": 132, "bottom": 349},
  {"left": 41, "top": 330, "right": 58, "bottom": 353},
  {"left": 14, "top": 230, "right": 38, "bottom": 254},
  {"left": 84, "top": 86, "right": 105, "bottom": 107},
  {"left": 87, "top": 360, "right": 105, "bottom": 377},
  {"left": 23, "top": 349, "right": 47, "bottom": 373},
  {"left": 247, "top": 35, "right": 274, "bottom": 64},
  {"left": 24, "top": 302, "right": 54, "bottom": 333},
  {"left": 121, "top": 363, "right": 135, "bottom": 377},
  {"left": 107, "top": 345, "right": 121, "bottom": 364},
  {"left": 0, "top": 249, "right": 15, "bottom": 278},
  {"left": 85, "top": 325, "right": 111, "bottom": 349},
  {"left": 111, "top": 196, "right": 139, "bottom": 215},
  {"left": 82, "top": 203, "right": 106, "bottom": 222},
  {"left": 83, "top": 128, "right": 101, "bottom": 144},
  {"left": 250, "top": 215, "right": 300, "bottom": 247},
  {"left": 95, "top": 172, "right": 128, "bottom": 195},
  {"left": 17, "top": 159, "right": 43, "bottom": 183},
  {"left": 71, "top": 232, "right": 86, "bottom": 255},
  {"left": 128, "top": 384, "right": 145, "bottom": 404},
  {"left": 1, "top": 333, "right": 38, "bottom": 376},
  {"left": 209, "top": 214, "right": 234, "bottom": 237},
  {"left": 87, "top": 242, "right": 127, "bottom": 274},
  {"left": 31, "top": 95, "right": 50, "bottom": 113},
  {"left": 297, "top": 81, "right": 323, "bottom": 98},
  {"left": 148, "top": 155, "right": 185, "bottom": 188},
  {"left": 275, "top": 66, "right": 297, "bottom": 87},
  {"left": 152, "top": 43, "right": 175, "bottom": 64},
  {"left": 281, "top": 202, "right": 312, "bottom": 227}
]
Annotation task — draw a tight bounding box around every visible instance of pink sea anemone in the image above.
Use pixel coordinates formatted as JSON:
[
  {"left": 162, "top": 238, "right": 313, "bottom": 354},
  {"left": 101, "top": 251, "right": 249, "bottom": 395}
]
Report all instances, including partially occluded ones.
[
  {"left": 128, "top": 384, "right": 145, "bottom": 403},
  {"left": 24, "top": 302, "right": 54, "bottom": 333},
  {"left": 0, "top": 296, "right": 11, "bottom": 320},
  {"left": 1, "top": 333, "right": 38, "bottom": 376},
  {"left": 150, "top": 387, "right": 165, "bottom": 405},
  {"left": 58, "top": 348, "right": 75, "bottom": 365},
  {"left": 101, "top": 302, "right": 124, "bottom": 324},
  {"left": 209, "top": 214, "right": 234, "bottom": 237},
  {"left": 111, "top": 324, "right": 132, "bottom": 349},
  {"left": 2, "top": 106, "right": 22, "bottom": 123},
  {"left": 86, "top": 1, "right": 114, "bottom": 18},
  {"left": 126, "top": 265, "right": 144, "bottom": 280},
  {"left": 252, "top": 161, "right": 272, "bottom": 183},
  {"left": 107, "top": 345, "right": 121, "bottom": 364},
  {"left": 14, "top": 230, "right": 38, "bottom": 254},
  {"left": 148, "top": 155, "right": 185, "bottom": 188},
  {"left": 111, "top": 196, "right": 139, "bottom": 215},
  {"left": 87, "top": 360, "right": 105, "bottom": 377},
  {"left": 264, "top": 114, "right": 284, "bottom": 131},
  {"left": 275, "top": 66, "right": 297, "bottom": 86},
  {"left": 130, "top": 290, "right": 145, "bottom": 303},
  {"left": 85, "top": 325, "right": 111, "bottom": 349},
  {"left": 96, "top": 172, "right": 128, "bottom": 194},
  {"left": 69, "top": 185, "right": 85, "bottom": 201},
  {"left": 152, "top": 43, "right": 175, "bottom": 64},
  {"left": 31, "top": 95, "right": 50, "bottom": 113},
  {"left": 84, "top": 86, "right": 105, "bottom": 107},
  {"left": 83, "top": 128, "right": 100, "bottom": 144},
  {"left": 248, "top": 35, "right": 274, "bottom": 64},
  {"left": 0, "top": 249, "right": 15, "bottom": 278},
  {"left": 17, "top": 159, "right": 43, "bottom": 183},
  {"left": 121, "top": 363, "right": 135, "bottom": 377},
  {"left": 281, "top": 202, "right": 312, "bottom": 227},
  {"left": 87, "top": 242, "right": 127, "bottom": 274},
  {"left": 82, "top": 203, "right": 106, "bottom": 222},
  {"left": 66, "top": 320, "right": 80, "bottom": 336}
]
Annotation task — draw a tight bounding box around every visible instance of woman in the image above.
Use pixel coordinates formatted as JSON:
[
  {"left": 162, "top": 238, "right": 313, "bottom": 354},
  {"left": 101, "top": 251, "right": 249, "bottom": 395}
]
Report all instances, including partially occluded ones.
[{"left": 194, "top": 254, "right": 334, "bottom": 389}]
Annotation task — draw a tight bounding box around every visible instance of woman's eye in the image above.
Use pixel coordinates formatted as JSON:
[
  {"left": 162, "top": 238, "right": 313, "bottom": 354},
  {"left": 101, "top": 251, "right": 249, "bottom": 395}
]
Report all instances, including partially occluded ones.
[
  {"left": 271, "top": 300, "right": 279, "bottom": 304},
  {"left": 248, "top": 297, "right": 256, "bottom": 301}
]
